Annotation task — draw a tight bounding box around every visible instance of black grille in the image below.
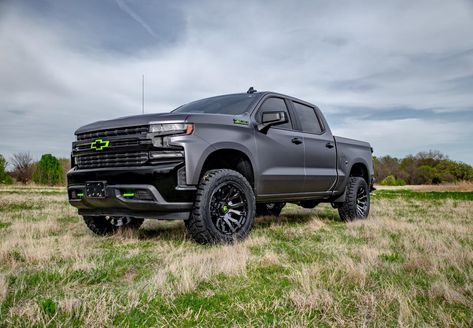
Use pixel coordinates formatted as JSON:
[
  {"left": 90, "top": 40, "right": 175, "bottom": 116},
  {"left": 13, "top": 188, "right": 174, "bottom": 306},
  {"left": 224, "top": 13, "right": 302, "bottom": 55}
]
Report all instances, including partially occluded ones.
[
  {"left": 77, "top": 125, "right": 149, "bottom": 141},
  {"left": 76, "top": 152, "right": 149, "bottom": 169},
  {"left": 74, "top": 139, "right": 141, "bottom": 152}
]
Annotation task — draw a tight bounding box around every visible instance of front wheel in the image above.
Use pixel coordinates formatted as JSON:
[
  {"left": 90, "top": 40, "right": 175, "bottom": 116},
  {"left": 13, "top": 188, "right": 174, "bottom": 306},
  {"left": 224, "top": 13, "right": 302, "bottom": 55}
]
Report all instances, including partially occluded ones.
[
  {"left": 185, "top": 169, "right": 256, "bottom": 244},
  {"left": 338, "top": 177, "right": 370, "bottom": 221},
  {"left": 83, "top": 216, "right": 144, "bottom": 235}
]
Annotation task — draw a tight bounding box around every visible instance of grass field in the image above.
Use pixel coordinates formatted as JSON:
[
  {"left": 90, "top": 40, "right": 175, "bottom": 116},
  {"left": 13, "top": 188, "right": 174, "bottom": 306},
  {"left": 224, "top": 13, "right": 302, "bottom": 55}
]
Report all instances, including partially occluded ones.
[{"left": 0, "top": 186, "right": 472, "bottom": 327}]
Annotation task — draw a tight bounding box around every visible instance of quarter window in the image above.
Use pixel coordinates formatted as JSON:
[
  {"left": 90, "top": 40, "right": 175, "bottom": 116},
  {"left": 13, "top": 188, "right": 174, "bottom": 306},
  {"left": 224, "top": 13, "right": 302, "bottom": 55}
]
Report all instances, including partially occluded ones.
[
  {"left": 256, "top": 98, "right": 292, "bottom": 129},
  {"left": 293, "top": 102, "right": 323, "bottom": 134}
]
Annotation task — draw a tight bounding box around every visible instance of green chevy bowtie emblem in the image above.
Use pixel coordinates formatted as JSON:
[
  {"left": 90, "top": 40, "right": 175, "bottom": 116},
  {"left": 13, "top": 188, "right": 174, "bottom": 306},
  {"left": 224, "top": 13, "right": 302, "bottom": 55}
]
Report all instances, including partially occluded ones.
[{"left": 90, "top": 139, "right": 110, "bottom": 151}]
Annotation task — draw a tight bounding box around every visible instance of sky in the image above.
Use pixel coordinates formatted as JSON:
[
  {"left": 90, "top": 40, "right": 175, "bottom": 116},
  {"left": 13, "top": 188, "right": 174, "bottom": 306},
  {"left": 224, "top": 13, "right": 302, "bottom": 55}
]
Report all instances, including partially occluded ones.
[{"left": 1, "top": 0, "right": 473, "bottom": 164}]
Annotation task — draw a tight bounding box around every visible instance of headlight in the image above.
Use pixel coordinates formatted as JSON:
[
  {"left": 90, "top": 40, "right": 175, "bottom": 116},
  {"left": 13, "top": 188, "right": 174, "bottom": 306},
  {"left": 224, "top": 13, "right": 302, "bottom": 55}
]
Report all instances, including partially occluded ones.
[{"left": 149, "top": 123, "right": 194, "bottom": 135}]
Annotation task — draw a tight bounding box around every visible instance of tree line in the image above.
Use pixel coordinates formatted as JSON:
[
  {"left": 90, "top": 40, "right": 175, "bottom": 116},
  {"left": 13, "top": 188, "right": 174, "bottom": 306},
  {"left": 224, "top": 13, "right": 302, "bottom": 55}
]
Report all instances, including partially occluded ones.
[
  {"left": 0, "top": 153, "right": 69, "bottom": 186},
  {"left": 374, "top": 150, "right": 473, "bottom": 185},
  {"left": 1, "top": 150, "right": 473, "bottom": 186}
]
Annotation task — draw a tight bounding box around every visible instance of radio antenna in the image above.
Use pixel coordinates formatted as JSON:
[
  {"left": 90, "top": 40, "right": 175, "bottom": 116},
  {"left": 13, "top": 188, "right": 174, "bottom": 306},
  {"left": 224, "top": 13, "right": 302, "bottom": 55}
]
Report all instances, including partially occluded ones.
[{"left": 141, "top": 74, "right": 145, "bottom": 114}]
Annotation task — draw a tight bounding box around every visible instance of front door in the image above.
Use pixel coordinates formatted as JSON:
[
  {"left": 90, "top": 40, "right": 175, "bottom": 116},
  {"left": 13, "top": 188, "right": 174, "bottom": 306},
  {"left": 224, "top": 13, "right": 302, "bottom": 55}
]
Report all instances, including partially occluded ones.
[{"left": 254, "top": 97, "right": 306, "bottom": 195}]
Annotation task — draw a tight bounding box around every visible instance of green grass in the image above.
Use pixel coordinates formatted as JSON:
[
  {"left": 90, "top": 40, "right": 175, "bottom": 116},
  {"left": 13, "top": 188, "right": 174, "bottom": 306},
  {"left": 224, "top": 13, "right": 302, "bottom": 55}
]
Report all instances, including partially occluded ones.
[
  {"left": 0, "top": 188, "right": 472, "bottom": 327},
  {"left": 373, "top": 189, "right": 473, "bottom": 200},
  {"left": 0, "top": 203, "right": 44, "bottom": 212}
]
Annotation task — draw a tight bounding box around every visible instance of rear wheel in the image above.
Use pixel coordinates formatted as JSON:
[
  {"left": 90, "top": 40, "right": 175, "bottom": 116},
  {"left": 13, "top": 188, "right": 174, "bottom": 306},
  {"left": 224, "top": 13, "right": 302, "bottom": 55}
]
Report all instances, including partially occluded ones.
[
  {"left": 83, "top": 216, "right": 144, "bottom": 235},
  {"left": 256, "top": 202, "right": 286, "bottom": 217},
  {"left": 338, "top": 177, "right": 370, "bottom": 221},
  {"left": 185, "top": 169, "right": 256, "bottom": 244}
]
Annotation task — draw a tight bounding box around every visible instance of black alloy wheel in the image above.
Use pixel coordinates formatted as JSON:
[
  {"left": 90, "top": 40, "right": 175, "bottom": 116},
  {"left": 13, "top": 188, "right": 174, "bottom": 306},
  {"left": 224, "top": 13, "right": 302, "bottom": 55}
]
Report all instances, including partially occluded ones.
[
  {"left": 105, "top": 216, "right": 132, "bottom": 227},
  {"left": 209, "top": 182, "right": 248, "bottom": 234},
  {"left": 83, "top": 216, "right": 144, "bottom": 235},
  {"left": 185, "top": 169, "right": 256, "bottom": 244},
  {"left": 338, "top": 176, "right": 370, "bottom": 221},
  {"left": 355, "top": 185, "right": 369, "bottom": 218}
]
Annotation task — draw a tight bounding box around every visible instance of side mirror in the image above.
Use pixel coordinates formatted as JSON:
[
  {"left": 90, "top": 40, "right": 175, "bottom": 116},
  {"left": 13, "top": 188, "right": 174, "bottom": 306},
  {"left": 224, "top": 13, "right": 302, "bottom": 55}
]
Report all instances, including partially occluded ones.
[
  {"left": 257, "top": 111, "right": 288, "bottom": 132},
  {"left": 262, "top": 112, "right": 285, "bottom": 124}
]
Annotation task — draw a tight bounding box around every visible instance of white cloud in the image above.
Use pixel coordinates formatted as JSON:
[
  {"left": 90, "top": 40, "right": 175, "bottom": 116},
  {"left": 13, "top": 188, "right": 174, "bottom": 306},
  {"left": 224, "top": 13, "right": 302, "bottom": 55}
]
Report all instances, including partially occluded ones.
[
  {"left": 332, "top": 118, "right": 472, "bottom": 159},
  {"left": 0, "top": 0, "right": 472, "bottom": 163}
]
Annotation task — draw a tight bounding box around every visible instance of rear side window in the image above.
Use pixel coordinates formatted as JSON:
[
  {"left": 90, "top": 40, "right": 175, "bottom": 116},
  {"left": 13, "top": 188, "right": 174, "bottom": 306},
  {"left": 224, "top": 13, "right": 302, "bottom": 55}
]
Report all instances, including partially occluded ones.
[
  {"left": 256, "top": 97, "right": 292, "bottom": 129},
  {"left": 292, "top": 102, "right": 323, "bottom": 134}
]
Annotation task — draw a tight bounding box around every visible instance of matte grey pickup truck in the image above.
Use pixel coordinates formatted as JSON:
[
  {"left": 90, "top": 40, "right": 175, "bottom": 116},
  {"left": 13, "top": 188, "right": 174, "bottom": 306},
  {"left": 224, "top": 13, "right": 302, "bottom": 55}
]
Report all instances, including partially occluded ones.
[{"left": 68, "top": 88, "right": 374, "bottom": 243}]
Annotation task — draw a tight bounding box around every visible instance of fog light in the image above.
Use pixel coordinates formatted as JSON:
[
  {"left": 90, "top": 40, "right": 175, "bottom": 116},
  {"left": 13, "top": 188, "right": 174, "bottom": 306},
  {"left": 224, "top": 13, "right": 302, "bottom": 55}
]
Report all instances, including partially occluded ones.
[
  {"left": 135, "top": 190, "right": 154, "bottom": 201},
  {"left": 70, "top": 190, "right": 84, "bottom": 199},
  {"left": 120, "top": 189, "right": 154, "bottom": 201}
]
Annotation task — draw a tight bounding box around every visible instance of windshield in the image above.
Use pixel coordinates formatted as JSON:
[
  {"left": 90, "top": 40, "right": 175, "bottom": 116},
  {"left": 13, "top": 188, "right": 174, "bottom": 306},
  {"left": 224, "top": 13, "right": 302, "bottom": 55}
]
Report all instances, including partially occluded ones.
[{"left": 173, "top": 94, "right": 260, "bottom": 115}]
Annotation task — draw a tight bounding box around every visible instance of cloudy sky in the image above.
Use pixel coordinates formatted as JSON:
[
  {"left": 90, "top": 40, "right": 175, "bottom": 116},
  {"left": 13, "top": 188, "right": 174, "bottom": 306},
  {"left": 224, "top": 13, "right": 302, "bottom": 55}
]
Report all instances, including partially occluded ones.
[{"left": 1, "top": 0, "right": 473, "bottom": 164}]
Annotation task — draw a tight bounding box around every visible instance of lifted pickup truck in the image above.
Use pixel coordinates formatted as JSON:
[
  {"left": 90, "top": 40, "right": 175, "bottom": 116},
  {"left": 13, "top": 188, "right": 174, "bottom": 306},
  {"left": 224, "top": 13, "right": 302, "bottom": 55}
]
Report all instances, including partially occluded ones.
[{"left": 68, "top": 89, "right": 374, "bottom": 243}]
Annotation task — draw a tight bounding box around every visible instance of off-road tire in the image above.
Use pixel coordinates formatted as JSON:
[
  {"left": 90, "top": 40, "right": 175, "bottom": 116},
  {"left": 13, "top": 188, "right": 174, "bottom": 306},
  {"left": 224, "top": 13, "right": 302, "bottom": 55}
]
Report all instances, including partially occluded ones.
[
  {"left": 185, "top": 169, "right": 256, "bottom": 244},
  {"left": 338, "top": 177, "right": 370, "bottom": 221},
  {"left": 256, "top": 202, "right": 286, "bottom": 217},
  {"left": 83, "top": 216, "right": 144, "bottom": 235}
]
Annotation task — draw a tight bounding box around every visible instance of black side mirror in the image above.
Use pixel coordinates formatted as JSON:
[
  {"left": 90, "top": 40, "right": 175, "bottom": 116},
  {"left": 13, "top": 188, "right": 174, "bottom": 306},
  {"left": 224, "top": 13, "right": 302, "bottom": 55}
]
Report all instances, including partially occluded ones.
[{"left": 257, "top": 111, "right": 288, "bottom": 132}]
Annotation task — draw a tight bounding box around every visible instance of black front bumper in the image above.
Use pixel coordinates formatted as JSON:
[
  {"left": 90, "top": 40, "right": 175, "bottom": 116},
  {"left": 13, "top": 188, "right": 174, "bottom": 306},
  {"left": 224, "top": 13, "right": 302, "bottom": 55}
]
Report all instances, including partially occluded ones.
[{"left": 67, "top": 164, "right": 195, "bottom": 219}]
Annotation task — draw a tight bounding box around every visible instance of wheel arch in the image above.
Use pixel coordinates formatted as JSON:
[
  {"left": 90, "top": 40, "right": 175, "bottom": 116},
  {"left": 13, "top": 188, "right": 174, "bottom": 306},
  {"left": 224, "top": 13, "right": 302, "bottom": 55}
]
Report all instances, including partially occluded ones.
[
  {"left": 349, "top": 162, "right": 370, "bottom": 184},
  {"left": 193, "top": 144, "right": 256, "bottom": 189}
]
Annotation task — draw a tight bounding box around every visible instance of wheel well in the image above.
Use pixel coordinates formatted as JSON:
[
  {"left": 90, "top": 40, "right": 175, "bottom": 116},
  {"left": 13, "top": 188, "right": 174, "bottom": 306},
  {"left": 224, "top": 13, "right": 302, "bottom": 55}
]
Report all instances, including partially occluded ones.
[
  {"left": 350, "top": 163, "right": 369, "bottom": 184},
  {"left": 200, "top": 149, "right": 254, "bottom": 187}
]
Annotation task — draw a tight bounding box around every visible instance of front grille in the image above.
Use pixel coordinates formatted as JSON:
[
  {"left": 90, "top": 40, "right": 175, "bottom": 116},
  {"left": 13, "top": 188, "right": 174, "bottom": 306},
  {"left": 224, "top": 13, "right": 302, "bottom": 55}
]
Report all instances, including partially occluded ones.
[
  {"left": 76, "top": 152, "right": 149, "bottom": 169},
  {"left": 77, "top": 125, "right": 149, "bottom": 141},
  {"left": 74, "top": 139, "right": 141, "bottom": 152}
]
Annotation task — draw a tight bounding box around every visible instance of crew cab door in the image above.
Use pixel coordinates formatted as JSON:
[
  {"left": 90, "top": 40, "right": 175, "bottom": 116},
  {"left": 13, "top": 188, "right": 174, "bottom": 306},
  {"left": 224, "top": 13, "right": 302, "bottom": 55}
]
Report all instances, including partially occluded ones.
[
  {"left": 290, "top": 101, "right": 338, "bottom": 192},
  {"left": 254, "top": 97, "right": 306, "bottom": 195}
]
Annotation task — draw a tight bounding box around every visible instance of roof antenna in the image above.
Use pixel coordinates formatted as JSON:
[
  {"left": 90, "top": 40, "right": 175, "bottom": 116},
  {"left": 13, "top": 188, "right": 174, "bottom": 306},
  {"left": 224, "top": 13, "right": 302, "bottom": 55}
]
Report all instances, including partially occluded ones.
[
  {"left": 247, "top": 86, "right": 257, "bottom": 94},
  {"left": 141, "top": 74, "right": 145, "bottom": 114}
]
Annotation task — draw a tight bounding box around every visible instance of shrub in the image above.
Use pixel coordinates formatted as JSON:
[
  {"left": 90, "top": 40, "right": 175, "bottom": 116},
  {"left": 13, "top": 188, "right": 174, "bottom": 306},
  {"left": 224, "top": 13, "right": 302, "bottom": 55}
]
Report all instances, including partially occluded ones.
[
  {"left": 33, "top": 154, "right": 64, "bottom": 186},
  {"left": 380, "top": 175, "right": 406, "bottom": 186},
  {"left": 11, "top": 152, "right": 34, "bottom": 184},
  {"left": 0, "top": 155, "right": 13, "bottom": 184}
]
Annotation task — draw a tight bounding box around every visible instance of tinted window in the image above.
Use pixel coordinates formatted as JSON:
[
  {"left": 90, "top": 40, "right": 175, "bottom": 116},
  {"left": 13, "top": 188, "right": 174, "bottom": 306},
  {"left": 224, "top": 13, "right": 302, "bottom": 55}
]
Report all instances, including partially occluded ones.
[
  {"left": 256, "top": 97, "right": 292, "bottom": 129},
  {"left": 293, "top": 102, "right": 323, "bottom": 134},
  {"left": 173, "top": 94, "right": 259, "bottom": 115}
]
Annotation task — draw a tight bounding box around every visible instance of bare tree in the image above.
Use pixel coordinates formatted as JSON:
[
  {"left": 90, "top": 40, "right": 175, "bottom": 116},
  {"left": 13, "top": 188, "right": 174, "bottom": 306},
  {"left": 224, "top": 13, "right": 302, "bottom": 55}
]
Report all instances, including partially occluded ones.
[{"left": 11, "top": 152, "right": 34, "bottom": 184}]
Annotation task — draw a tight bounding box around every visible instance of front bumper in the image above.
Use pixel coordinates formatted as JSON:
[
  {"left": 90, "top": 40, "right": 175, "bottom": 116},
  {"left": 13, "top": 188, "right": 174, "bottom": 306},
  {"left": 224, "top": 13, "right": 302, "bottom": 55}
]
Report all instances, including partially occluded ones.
[{"left": 67, "top": 164, "right": 195, "bottom": 219}]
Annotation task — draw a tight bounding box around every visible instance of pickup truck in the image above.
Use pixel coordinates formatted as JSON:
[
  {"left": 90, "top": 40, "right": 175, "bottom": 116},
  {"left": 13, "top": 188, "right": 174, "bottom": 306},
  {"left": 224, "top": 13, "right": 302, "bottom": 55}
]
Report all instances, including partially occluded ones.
[{"left": 68, "top": 89, "right": 374, "bottom": 244}]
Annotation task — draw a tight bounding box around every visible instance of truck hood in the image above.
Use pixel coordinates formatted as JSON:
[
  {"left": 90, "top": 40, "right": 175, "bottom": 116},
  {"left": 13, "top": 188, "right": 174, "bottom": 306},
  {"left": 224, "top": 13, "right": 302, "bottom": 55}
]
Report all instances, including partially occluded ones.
[
  {"left": 75, "top": 112, "right": 252, "bottom": 134},
  {"left": 75, "top": 113, "right": 189, "bottom": 135}
]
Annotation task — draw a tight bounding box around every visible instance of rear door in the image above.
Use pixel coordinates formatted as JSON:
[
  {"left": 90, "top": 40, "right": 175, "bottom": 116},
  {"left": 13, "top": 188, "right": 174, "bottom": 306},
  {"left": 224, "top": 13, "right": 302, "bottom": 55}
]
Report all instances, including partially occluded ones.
[
  {"left": 290, "top": 101, "right": 337, "bottom": 192},
  {"left": 253, "top": 97, "right": 306, "bottom": 195}
]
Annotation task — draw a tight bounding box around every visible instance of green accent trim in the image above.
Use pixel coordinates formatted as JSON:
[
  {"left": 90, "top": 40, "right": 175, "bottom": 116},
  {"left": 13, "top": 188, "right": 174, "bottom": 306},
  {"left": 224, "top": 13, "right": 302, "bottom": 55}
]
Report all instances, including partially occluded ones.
[
  {"left": 233, "top": 118, "right": 249, "bottom": 126},
  {"left": 122, "top": 193, "right": 135, "bottom": 198},
  {"left": 90, "top": 139, "right": 110, "bottom": 151}
]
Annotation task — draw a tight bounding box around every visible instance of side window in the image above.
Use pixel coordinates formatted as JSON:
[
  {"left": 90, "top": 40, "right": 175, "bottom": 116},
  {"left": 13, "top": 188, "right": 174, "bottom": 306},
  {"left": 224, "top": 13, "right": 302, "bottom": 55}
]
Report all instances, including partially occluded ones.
[
  {"left": 256, "top": 97, "right": 292, "bottom": 129},
  {"left": 292, "top": 102, "right": 323, "bottom": 134}
]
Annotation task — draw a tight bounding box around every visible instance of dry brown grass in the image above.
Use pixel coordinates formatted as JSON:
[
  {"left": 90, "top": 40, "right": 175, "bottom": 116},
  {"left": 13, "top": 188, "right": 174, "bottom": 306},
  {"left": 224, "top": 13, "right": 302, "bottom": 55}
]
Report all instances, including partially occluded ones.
[
  {"left": 0, "top": 216, "right": 97, "bottom": 269},
  {"left": 1, "top": 186, "right": 472, "bottom": 326},
  {"left": 288, "top": 265, "right": 334, "bottom": 311},
  {"left": 0, "top": 274, "right": 7, "bottom": 304},
  {"left": 145, "top": 235, "right": 267, "bottom": 297}
]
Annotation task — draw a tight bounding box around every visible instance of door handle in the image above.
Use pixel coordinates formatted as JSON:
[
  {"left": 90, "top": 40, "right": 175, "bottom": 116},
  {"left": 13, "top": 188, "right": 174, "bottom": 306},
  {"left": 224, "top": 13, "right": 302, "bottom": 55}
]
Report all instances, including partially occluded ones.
[
  {"left": 291, "top": 137, "right": 303, "bottom": 145},
  {"left": 325, "top": 142, "right": 335, "bottom": 149}
]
